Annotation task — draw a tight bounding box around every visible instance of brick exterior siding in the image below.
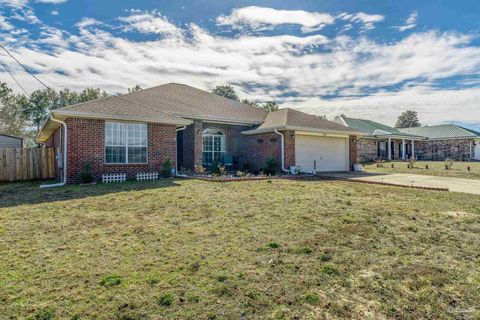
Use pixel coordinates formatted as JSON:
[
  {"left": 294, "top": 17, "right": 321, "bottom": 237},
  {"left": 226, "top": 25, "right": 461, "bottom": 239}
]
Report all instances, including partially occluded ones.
[
  {"left": 414, "top": 139, "right": 475, "bottom": 161},
  {"left": 64, "top": 118, "right": 176, "bottom": 184},
  {"left": 349, "top": 137, "right": 358, "bottom": 169}
]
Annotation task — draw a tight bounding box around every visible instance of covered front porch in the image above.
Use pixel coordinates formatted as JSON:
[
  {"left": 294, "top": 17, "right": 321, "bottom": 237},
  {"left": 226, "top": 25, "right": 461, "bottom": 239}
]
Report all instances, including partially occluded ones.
[{"left": 375, "top": 136, "right": 424, "bottom": 160}]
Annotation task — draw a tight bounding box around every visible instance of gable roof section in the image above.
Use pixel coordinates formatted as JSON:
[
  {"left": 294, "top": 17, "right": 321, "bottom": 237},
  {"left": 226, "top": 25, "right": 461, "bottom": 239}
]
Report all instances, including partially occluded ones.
[
  {"left": 335, "top": 116, "right": 424, "bottom": 139},
  {"left": 122, "top": 83, "right": 268, "bottom": 124},
  {"left": 243, "top": 108, "right": 363, "bottom": 135},
  {"left": 399, "top": 125, "right": 480, "bottom": 140}
]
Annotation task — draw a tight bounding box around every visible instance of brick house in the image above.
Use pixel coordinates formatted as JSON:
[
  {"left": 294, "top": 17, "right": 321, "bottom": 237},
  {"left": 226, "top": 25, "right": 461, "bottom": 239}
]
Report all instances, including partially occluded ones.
[
  {"left": 399, "top": 125, "right": 480, "bottom": 161},
  {"left": 334, "top": 115, "right": 480, "bottom": 162},
  {"left": 334, "top": 115, "right": 425, "bottom": 162},
  {"left": 37, "top": 83, "right": 362, "bottom": 184}
]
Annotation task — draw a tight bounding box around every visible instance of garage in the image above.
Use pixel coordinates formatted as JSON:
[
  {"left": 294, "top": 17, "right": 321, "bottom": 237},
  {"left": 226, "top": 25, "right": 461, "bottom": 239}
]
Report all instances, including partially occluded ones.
[{"left": 295, "top": 134, "right": 349, "bottom": 172}]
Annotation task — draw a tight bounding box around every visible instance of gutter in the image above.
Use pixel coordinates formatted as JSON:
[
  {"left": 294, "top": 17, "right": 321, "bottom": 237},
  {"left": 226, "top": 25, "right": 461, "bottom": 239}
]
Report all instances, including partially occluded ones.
[
  {"left": 175, "top": 125, "right": 187, "bottom": 176},
  {"left": 40, "top": 115, "right": 67, "bottom": 188},
  {"left": 273, "top": 129, "right": 289, "bottom": 173}
]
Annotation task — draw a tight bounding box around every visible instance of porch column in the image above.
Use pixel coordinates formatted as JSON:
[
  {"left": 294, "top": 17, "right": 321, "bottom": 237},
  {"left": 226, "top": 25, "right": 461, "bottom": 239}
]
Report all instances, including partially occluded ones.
[
  {"left": 411, "top": 140, "right": 415, "bottom": 159},
  {"left": 402, "top": 139, "right": 406, "bottom": 160},
  {"left": 387, "top": 138, "right": 392, "bottom": 160}
]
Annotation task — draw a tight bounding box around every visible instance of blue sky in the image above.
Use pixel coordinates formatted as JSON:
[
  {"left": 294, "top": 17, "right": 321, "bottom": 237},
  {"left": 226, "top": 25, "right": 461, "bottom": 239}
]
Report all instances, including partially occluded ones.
[{"left": 0, "top": 0, "right": 479, "bottom": 129}]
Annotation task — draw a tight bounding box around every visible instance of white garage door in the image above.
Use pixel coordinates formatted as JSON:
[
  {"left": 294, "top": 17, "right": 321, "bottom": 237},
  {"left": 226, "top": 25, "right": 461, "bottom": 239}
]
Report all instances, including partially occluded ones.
[
  {"left": 475, "top": 142, "right": 480, "bottom": 160},
  {"left": 295, "top": 134, "right": 349, "bottom": 172}
]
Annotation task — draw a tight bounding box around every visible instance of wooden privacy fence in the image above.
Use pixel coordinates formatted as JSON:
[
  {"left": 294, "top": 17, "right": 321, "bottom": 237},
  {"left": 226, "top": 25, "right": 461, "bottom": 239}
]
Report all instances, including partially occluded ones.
[{"left": 0, "top": 147, "right": 56, "bottom": 182}]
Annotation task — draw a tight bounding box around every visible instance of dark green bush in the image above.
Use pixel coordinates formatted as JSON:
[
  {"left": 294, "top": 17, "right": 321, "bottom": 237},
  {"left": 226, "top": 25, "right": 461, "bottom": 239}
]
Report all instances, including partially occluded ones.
[
  {"left": 160, "top": 159, "right": 173, "bottom": 178},
  {"left": 79, "top": 162, "right": 94, "bottom": 183},
  {"left": 31, "top": 308, "right": 55, "bottom": 320},
  {"left": 263, "top": 158, "right": 279, "bottom": 175},
  {"left": 321, "top": 265, "right": 339, "bottom": 276}
]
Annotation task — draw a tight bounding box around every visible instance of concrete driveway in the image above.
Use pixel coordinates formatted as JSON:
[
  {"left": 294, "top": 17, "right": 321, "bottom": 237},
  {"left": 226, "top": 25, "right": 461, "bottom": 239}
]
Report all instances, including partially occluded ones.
[{"left": 320, "top": 172, "right": 480, "bottom": 195}]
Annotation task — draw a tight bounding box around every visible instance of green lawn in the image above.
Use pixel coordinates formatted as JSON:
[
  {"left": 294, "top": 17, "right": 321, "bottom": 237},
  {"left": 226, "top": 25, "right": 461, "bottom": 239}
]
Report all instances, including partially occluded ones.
[
  {"left": 363, "top": 161, "right": 480, "bottom": 180},
  {"left": 1, "top": 179, "right": 480, "bottom": 319}
]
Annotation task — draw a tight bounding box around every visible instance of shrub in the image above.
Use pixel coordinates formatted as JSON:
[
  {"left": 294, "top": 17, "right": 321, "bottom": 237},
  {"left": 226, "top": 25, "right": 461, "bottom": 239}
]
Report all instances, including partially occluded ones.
[
  {"left": 263, "top": 158, "right": 279, "bottom": 176},
  {"left": 304, "top": 293, "right": 321, "bottom": 305},
  {"left": 209, "top": 162, "right": 222, "bottom": 176},
  {"left": 236, "top": 170, "right": 246, "bottom": 177},
  {"left": 160, "top": 159, "right": 173, "bottom": 178},
  {"left": 157, "top": 293, "right": 174, "bottom": 307},
  {"left": 79, "top": 162, "right": 94, "bottom": 183},
  {"left": 217, "top": 275, "right": 227, "bottom": 283},
  {"left": 267, "top": 242, "right": 280, "bottom": 249},
  {"left": 194, "top": 165, "right": 206, "bottom": 175},
  {"left": 100, "top": 275, "right": 122, "bottom": 287}
]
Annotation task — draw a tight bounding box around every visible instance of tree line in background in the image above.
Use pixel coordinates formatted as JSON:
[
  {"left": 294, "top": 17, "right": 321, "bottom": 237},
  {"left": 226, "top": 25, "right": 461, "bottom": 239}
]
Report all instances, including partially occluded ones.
[{"left": 212, "top": 85, "right": 280, "bottom": 111}]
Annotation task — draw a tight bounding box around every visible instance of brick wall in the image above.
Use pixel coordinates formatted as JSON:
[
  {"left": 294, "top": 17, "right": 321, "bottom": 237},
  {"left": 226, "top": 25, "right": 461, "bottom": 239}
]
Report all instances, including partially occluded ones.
[
  {"left": 239, "top": 132, "right": 282, "bottom": 172},
  {"left": 415, "top": 139, "right": 474, "bottom": 161},
  {"left": 357, "top": 138, "right": 376, "bottom": 162},
  {"left": 349, "top": 137, "right": 358, "bottom": 169},
  {"left": 65, "top": 118, "right": 176, "bottom": 184}
]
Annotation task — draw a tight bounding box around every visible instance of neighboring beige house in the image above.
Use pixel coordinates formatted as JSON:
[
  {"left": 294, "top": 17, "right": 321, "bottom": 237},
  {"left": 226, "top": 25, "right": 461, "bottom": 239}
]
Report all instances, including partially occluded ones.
[
  {"left": 0, "top": 134, "right": 23, "bottom": 148},
  {"left": 334, "top": 115, "right": 424, "bottom": 162},
  {"left": 399, "top": 125, "right": 480, "bottom": 161}
]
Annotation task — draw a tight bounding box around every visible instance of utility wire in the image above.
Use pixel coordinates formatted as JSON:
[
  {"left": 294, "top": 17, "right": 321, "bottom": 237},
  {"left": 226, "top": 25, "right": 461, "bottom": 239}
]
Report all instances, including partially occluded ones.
[
  {"left": 0, "top": 43, "right": 50, "bottom": 90},
  {"left": 0, "top": 57, "right": 28, "bottom": 95}
]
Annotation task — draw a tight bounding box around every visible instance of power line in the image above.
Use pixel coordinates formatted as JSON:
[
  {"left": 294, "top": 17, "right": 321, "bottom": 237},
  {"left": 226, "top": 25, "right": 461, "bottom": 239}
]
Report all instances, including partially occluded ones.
[
  {"left": 0, "top": 43, "right": 50, "bottom": 90},
  {"left": 0, "top": 57, "right": 28, "bottom": 95}
]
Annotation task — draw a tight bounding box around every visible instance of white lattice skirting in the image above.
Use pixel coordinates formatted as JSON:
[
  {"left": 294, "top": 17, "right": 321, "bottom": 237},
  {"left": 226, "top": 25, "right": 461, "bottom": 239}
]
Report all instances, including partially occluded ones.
[
  {"left": 102, "top": 173, "right": 127, "bottom": 183},
  {"left": 136, "top": 172, "right": 159, "bottom": 181}
]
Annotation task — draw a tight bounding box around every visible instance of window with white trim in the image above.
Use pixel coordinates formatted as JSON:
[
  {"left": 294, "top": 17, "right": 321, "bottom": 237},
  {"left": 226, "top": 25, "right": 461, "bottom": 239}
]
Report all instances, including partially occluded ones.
[
  {"left": 202, "top": 128, "right": 225, "bottom": 165},
  {"left": 105, "top": 122, "right": 147, "bottom": 164}
]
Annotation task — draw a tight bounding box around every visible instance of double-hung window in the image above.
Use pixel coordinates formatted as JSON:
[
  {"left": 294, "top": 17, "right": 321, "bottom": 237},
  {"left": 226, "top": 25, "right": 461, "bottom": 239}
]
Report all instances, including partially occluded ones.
[{"left": 105, "top": 122, "right": 147, "bottom": 164}]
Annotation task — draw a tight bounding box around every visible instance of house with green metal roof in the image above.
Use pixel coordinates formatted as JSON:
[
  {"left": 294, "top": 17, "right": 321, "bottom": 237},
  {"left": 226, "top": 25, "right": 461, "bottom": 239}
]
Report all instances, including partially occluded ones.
[
  {"left": 399, "top": 125, "right": 480, "bottom": 161},
  {"left": 334, "top": 115, "right": 425, "bottom": 162}
]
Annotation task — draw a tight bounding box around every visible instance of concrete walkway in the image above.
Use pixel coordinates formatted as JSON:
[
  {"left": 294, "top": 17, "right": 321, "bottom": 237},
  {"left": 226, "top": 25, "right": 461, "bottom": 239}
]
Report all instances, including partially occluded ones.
[{"left": 320, "top": 172, "right": 480, "bottom": 195}]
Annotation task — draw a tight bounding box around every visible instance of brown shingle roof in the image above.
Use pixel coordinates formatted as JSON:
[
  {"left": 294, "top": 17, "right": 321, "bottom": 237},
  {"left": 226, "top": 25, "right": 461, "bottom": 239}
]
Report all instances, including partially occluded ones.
[
  {"left": 58, "top": 83, "right": 268, "bottom": 125},
  {"left": 243, "top": 108, "right": 363, "bottom": 135}
]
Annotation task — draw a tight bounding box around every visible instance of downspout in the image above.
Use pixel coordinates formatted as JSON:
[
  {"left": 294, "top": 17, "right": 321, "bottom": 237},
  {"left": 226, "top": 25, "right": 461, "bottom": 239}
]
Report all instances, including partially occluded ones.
[
  {"left": 40, "top": 115, "right": 67, "bottom": 188},
  {"left": 274, "top": 129, "right": 289, "bottom": 173},
  {"left": 175, "top": 125, "right": 187, "bottom": 177}
]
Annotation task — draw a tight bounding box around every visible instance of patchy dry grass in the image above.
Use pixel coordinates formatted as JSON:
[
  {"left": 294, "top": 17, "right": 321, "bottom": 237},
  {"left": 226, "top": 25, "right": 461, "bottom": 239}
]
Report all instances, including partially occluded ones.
[
  {"left": 364, "top": 161, "right": 480, "bottom": 180},
  {"left": 0, "top": 179, "right": 480, "bottom": 319}
]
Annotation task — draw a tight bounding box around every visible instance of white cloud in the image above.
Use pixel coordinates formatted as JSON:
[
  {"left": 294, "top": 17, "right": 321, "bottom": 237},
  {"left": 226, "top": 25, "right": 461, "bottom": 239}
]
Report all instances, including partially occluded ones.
[
  {"left": 0, "top": 15, "right": 14, "bottom": 30},
  {"left": 50, "top": 9, "right": 59, "bottom": 15},
  {"left": 0, "top": 11, "right": 479, "bottom": 126},
  {"left": 118, "top": 10, "right": 182, "bottom": 37},
  {"left": 35, "top": 0, "right": 68, "bottom": 3},
  {"left": 338, "top": 12, "right": 384, "bottom": 30},
  {"left": 75, "top": 17, "right": 102, "bottom": 29},
  {"left": 217, "top": 6, "right": 335, "bottom": 33},
  {"left": 394, "top": 11, "right": 418, "bottom": 32},
  {"left": 0, "top": 0, "right": 28, "bottom": 8}
]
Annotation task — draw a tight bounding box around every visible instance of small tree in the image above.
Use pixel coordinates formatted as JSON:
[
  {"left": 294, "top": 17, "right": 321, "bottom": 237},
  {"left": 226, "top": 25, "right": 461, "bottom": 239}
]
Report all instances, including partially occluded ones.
[
  {"left": 241, "top": 98, "right": 259, "bottom": 107},
  {"left": 128, "top": 85, "right": 143, "bottom": 93},
  {"left": 212, "top": 85, "right": 239, "bottom": 101},
  {"left": 395, "top": 110, "right": 421, "bottom": 128},
  {"left": 261, "top": 101, "right": 279, "bottom": 112}
]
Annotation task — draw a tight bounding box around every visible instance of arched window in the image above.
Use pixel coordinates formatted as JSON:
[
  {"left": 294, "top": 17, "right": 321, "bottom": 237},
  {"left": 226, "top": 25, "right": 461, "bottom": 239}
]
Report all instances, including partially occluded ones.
[{"left": 202, "top": 128, "right": 225, "bottom": 165}]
